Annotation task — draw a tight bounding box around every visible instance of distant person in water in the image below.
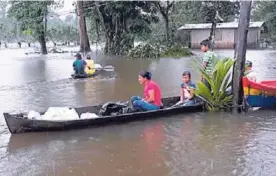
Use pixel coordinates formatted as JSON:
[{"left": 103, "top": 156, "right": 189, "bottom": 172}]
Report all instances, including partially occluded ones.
[
  {"left": 245, "top": 60, "right": 257, "bottom": 82},
  {"left": 200, "top": 39, "right": 217, "bottom": 90},
  {"left": 131, "top": 71, "right": 162, "bottom": 111},
  {"left": 178, "top": 71, "right": 196, "bottom": 106},
  {"left": 85, "top": 55, "right": 96, "bottom": 75},
  {"left": 73, "top": 53, "right": 87, "bottom": 75}
]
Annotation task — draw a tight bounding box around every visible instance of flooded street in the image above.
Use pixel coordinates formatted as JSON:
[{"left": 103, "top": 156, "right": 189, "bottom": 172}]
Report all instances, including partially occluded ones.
[{"left": 0, "top": 48, "right": 275, "bottom": 176}]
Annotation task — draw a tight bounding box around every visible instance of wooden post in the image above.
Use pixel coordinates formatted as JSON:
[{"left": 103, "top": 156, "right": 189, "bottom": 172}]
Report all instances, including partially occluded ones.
[{"left": 232, "top": 1, "right": 252, "bottom": 113}]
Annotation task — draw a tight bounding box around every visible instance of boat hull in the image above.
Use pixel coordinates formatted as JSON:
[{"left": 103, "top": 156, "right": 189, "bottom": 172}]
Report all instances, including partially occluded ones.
[
  {"left": 71, "top": 70, "right": 101, "bottom": 79},
  {"left": 243, "top": 77, "right": 276, "bottom": 108},
  {"left": 3, "top": 97, "right": 204, "bottom": 134}
]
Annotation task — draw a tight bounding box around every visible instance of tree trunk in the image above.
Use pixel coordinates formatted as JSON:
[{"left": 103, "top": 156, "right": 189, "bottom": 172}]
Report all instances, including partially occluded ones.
[
  {"left": 44, "top": 12, "right": 47, "bottom": 39},
  {"left": 28, "top": 42, "right": 31, "bottom": 47},
  {"left": 164, "top": 15, "right": 170, "bottom": 45},
  {"left": 77, "top": 0, "right": 91, "bottom": 53},
  {"left": 209, "top": 21, "right": 216, "bottom": 50},
  {"left": 232, "top": 1, "right": 252, "bottom": 113},
  {"left": 38, "top": 32, "right": 47, "bottom": 54}
]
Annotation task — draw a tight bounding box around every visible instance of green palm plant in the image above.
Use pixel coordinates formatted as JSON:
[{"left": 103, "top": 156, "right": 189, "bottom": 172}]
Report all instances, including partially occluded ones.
[{"left": 193, "top": 57, "right": 235, "bottom": 111}]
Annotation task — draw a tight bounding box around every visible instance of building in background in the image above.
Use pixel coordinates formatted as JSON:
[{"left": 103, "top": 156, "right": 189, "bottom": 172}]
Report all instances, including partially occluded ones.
[{"left": 177, "top": 22, "right": 264, "bottom": 49}]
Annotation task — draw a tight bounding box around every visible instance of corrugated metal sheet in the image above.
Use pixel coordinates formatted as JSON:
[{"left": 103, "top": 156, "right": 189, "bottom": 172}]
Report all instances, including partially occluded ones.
[{"left": 178, "top": 21, "right": 264, "bottom": 30}]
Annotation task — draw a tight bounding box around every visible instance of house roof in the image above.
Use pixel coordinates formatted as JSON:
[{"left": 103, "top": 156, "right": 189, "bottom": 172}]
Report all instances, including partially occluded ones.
[{"left": 178, "top": 21, "right": 264, "bottom": 30}]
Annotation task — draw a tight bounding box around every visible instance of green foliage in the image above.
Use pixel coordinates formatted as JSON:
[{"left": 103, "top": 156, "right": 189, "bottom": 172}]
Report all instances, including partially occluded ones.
[
  {"left": 84, "top": 1, "right": 159, "bottom": 55},
  {"left": 8, "top": 1, "right": 52, "bottom": 38},
  {"left": 48, "top": 25, "right": 78, "bottom": 43},
  {"left": 194, "top": 57, "right": 234, "bottom": 111},
  {"left": 143, "top": 1, "right": 240, "bottom": 46},
  {"left": 127, "top": 43, "right": 193, "bottom": 59},
  {"left": 252, "top": 1, "right": 276, "bottom": 41},
  {"left": 127, "top": 43, "right": 160, "bottom": 59},
  {"left": 200, "top": 1, "right": 240, "bottom": 23},
  {"left": 161, "top": 44, "right": 193, "bottom": 57}
]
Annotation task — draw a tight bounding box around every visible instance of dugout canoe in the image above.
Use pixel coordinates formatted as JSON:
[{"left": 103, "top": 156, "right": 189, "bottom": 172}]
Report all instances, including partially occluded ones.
[
  {"left": 3, "top": 96, "right": 204, "bottom": 134},
  {"left": 71, "top": 70, "right": 101, "bottom": 79}
]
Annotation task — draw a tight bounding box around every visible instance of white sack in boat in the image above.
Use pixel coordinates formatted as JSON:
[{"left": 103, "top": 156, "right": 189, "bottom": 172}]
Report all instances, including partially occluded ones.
[
  {"left": 27, "top": 110, "right": 41, "bottom": 120},
  {"left": 80, "top": 112, "right": 99, "bottom": 119},
  {"left": 41, "top": 107, "right": 79, "bottom": 121}
]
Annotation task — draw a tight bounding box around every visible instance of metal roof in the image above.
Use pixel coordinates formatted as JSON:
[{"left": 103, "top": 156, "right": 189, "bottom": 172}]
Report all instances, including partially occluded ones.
[{"left": 178, "top": 21, "right": 264, "bottom": 30}]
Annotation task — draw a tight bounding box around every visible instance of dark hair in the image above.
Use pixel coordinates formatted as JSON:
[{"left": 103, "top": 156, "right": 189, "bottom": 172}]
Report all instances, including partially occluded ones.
[
  {"left": 139, "top": 71, "right": 152, "bottom": 80},
  {"left": 86, "top": 55, "right": 91, "bottom": 60},
  {"left": 182, "top": 71, "right": 191, "bottom": 79},
  {"left": 200, "top": 39, "right": 210, "bottom": 47},
  {"left": 74, "top": 53, "right": 82, "bottom": 60},
  {"left": 245, "top": 60, "right": 252, "bottom": 67}
]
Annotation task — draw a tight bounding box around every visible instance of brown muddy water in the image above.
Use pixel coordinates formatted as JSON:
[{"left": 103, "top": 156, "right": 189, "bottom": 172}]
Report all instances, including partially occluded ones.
[{"left": 0, "top": 48, "right": 276, "bottom": 176}]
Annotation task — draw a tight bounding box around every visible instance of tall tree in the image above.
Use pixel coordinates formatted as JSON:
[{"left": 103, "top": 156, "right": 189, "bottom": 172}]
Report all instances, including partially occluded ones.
[
  {"left": 155, "top": 1, "right": 174, "bottom": 45},
  {"left": 76, "top": 0, "right": 91, "bottom": 53},
  {"left": 232, "top": 1, "right": 252, "bottom": 113},
  {"left": 90, "top": 1, "right": 158, "bottom": 55},
  {"left": 8, "top": 1, "right": 52, "bottom": 54}
]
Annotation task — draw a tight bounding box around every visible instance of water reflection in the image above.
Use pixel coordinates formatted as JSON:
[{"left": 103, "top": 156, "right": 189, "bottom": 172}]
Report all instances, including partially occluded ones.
[{"left": 0, "top": 49, "right": 275, "bottom": 176}]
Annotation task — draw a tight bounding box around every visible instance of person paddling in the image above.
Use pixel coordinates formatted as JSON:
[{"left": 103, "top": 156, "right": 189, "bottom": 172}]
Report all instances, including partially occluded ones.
[
  {"left": 131, "top": 71, "right": 162, "bottom": 111},
  {"left": 73, "top": 53, "right": 87, "bottom": 75},
  {"left": 85, "top": 55, "right": 96, "bottom": 75}
]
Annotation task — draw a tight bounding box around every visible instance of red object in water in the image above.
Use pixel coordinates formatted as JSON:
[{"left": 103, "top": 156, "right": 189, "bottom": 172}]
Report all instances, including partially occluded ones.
[{"left": 243, "top": 77, "right": 276, "bottom": 93}]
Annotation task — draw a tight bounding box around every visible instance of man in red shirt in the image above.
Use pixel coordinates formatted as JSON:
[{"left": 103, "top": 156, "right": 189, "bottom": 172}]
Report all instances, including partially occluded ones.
[{"left": 131, "top": 71, "right": 162, "bottom": 111}]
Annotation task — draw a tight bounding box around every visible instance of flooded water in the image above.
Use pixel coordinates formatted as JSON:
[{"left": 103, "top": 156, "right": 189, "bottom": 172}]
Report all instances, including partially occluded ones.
[{"left": 0, "top": 48, "right": 275, "bottom": 176}]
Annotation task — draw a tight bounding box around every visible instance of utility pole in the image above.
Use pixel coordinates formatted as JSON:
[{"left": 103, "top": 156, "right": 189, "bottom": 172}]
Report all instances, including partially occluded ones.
[{"left": 232, "top": 0, "right": 252, "bottom": 113}]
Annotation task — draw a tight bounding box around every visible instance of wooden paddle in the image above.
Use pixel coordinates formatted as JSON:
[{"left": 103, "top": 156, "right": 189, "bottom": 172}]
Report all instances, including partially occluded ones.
[{"left": 96, "top": 65, "right": 115, "bottom": 72}]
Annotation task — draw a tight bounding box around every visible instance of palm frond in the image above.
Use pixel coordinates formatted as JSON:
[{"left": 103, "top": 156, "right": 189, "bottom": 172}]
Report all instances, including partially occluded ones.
[{"left": 194, "top": 57, "right": 235, "bottom": 111}]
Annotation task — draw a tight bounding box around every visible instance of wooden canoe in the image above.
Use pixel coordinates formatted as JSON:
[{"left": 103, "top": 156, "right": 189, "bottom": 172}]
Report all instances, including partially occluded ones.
[
  {"left": 243, "top": 77, "right": 276, "bottom": 108},
  {"left": 3, "top": 96, "right": 204, "bottom": 134},
  {"left": 71, "top": 70, "right": 101, "bottom": 79}
]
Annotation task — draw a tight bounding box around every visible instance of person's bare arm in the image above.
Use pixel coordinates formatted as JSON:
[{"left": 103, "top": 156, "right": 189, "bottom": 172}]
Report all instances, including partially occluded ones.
[
  {"left": 188, "top": 88, "right": 194, "bottom": 100},
  {"left": 180, "top": 88, "right": 184, "bottom": 102},
  {"left": 145, "top": 89, "right": 155, "bottom": 103}
]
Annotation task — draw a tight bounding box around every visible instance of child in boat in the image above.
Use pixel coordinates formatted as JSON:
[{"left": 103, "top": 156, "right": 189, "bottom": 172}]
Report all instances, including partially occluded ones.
[
  {"left": 131, "top": 71, "right": 162, "bottom": 111},
  {"left": 85, "top": 55, "right": 96, "bottom": 75},
  {"left": 245, "top": 60, "right": 257, "bottom": 82},
  {"left": 200, "top": 39, "right": 217, "bottom": 89},
  {"left": 177, "top": 71, "right": 196, "bottom": 106},
  {"left": 73, "top": 53, "right": 87, "bottom": 75}
]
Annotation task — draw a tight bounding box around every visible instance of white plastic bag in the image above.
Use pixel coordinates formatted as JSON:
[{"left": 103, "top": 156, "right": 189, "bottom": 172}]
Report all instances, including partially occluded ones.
[
  {"left": 41, "top": 107, "right": 79, "bottom": 121},
  {"left": 27, "top": 110, "right": 41, "bottom": 120},
  {"left": 80, "top": 113, "right": 99, "bottom": 119}
]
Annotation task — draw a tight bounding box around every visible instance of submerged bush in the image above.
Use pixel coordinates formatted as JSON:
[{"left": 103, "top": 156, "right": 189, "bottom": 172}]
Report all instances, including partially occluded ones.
[
  {"left": 127, "top": 43, "right": 193, "bottom": 59},
  {"left": 127, "top": 44, "right": 160, "bottom": 59},
  {"left": 161, "top": 44, "right": 193, "bottom": 57}
]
